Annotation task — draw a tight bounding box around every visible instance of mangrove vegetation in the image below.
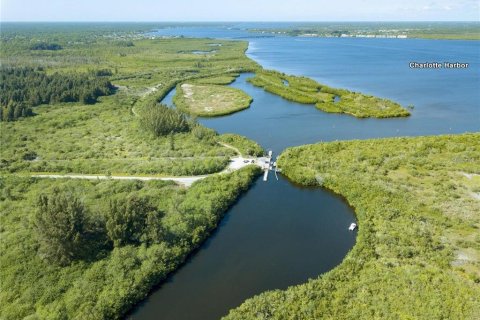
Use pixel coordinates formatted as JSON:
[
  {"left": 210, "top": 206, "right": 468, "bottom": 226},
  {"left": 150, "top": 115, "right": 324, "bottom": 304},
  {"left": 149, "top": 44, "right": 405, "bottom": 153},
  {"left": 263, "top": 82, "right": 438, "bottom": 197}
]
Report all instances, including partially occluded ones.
[
  {"left": 226, "top": 133, "right": 480, "bottom": 320},
  {"left": 248, "top": 70, "right": 410, "bottom": 118},
  {"left": 0, "top": 25, "right": 265, "bottom": 320},
  {"left": 2, "top": 22, "right": 475, "bottom": 320},
  {"left": 1, "top": 167, "right": 260, "bottom": 319}
]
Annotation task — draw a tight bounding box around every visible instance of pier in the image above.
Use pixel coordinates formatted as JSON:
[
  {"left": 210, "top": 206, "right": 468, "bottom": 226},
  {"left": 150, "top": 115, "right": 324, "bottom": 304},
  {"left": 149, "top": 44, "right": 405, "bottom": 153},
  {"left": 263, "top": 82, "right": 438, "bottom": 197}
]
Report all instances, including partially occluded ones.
[
  {"left": 262, "top": 150, "right": 272, "bottom": 181},
  {"left": 261, "top": 150, "right": 280, "bottom": 182}
]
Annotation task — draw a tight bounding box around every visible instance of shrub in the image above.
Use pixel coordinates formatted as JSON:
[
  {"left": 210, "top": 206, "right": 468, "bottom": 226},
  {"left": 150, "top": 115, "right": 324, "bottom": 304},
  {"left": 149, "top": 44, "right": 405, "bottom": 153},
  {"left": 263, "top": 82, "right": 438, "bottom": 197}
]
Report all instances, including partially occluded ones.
[
  {"left": 34, "top": 188, "right": 93, "bottom": 265},
  {"left": 106, "top": 195, "right": 164, "bottom": 247},
  {"left": 139, "top": 102, "right": 190, "bottom": 137}
]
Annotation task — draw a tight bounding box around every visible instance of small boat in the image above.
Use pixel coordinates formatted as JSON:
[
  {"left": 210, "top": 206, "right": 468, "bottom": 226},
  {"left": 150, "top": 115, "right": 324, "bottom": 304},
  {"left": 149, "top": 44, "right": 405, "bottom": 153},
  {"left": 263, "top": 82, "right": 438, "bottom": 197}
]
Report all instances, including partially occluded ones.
[{"left": 348, "top": 223, "right": 357, "bottom": 231}]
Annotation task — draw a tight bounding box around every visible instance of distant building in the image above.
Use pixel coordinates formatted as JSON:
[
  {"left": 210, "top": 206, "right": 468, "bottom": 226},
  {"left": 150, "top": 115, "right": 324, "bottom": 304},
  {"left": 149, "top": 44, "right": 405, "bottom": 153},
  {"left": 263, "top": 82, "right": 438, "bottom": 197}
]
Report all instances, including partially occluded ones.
[{"left": 341, "top": 33, "right": 407, "bottom": 39}]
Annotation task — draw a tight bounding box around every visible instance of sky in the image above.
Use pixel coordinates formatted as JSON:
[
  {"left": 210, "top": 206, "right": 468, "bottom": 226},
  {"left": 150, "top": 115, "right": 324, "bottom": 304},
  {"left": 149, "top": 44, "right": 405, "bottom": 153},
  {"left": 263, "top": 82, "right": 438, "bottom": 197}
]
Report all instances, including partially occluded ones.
[{"left": 1, "top": 0, "right": 479, "bottom": 22}]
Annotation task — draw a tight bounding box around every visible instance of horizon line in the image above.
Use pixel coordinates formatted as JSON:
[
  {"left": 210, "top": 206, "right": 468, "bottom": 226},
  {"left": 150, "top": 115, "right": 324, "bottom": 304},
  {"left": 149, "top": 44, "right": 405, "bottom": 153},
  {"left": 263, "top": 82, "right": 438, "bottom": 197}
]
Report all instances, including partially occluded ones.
[{"left": 1, "top": 20, "right": 479, "bottom": 23}]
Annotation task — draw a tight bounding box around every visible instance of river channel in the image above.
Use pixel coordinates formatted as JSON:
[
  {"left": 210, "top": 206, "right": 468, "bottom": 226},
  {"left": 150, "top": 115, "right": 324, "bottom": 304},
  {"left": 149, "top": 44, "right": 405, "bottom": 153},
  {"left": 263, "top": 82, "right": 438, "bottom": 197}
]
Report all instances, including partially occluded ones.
[{"left": 129, "top": 24, "right": 478, "bottom": 319}]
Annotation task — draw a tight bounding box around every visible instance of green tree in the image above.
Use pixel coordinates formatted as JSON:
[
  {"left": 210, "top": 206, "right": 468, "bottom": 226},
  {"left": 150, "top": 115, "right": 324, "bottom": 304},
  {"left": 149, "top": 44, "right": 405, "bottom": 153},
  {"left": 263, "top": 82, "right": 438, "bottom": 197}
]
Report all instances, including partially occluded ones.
[
  {"left": 106, "top": 195, "right": 163, "bottom": 247},
  {"left": 139, "top": 102, "right": 190, "bottom": 137},
  {"left": 192, "top": 125, "right": 216, "bottom": 142},
  {"left": 0, "top": 66, "right": 115, "bottom": 121},
  {"left": 34, "top": 188, "right": 90, "bottom": 266},
  {"left": 169, "top": 133, "right": 175, "bottom": 151}
]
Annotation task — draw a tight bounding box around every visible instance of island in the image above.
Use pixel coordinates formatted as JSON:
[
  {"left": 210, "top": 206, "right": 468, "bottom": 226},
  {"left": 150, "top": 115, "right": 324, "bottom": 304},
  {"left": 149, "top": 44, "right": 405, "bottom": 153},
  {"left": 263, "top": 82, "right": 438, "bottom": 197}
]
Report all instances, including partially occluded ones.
[
  {"left": 248, "top": 70, "right": 410, "bottom": 118},
  {"left": 173, "top": 83, "right": 253, "bottom": 117}
]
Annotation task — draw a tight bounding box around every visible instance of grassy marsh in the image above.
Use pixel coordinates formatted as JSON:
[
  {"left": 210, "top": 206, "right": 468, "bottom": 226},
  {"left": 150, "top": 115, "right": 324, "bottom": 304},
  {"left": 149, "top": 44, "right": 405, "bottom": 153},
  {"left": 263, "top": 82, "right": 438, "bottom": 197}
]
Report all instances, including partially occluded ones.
[{"left": 173, "top": 83, "right": 253, "bottom": 117}]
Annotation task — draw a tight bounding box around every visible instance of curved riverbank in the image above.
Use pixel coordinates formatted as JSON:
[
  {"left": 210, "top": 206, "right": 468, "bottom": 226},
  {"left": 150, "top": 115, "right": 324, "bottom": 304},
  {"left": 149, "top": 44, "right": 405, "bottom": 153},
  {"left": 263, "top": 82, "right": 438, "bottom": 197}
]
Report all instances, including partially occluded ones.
[
  {"left": 173, "top": 83, "right": 253, "bottom": 117},
  {"left": 132, "top": 28, "right": 478, "bottom": 319},
  {"left": 225, "top": 133, "right": 480, "bottom": 319},
  {"left": 128, "top": 174, "right": 357, "bottom": 320}
]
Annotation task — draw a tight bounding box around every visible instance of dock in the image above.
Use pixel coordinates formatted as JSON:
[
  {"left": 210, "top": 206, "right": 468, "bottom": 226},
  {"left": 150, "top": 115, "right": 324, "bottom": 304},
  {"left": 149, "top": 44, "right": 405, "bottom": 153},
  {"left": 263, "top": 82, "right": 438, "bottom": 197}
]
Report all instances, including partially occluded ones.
[
  {"left": 262, "top": 151, "right": 274, "bottom": 181},
  {"left": 263, "top": 169, "right": 269, "bottom": 181}
]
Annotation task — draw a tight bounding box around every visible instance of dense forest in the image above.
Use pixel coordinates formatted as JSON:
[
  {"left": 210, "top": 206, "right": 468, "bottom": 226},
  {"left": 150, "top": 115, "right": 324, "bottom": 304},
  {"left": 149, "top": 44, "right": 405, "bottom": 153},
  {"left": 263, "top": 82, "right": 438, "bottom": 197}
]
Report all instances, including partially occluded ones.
[
  {"left": 0, "top": 67, "right": 115, "bottom": 121},
  {"left": 226, "top": 133, "right": 480, "bottom": 320}
]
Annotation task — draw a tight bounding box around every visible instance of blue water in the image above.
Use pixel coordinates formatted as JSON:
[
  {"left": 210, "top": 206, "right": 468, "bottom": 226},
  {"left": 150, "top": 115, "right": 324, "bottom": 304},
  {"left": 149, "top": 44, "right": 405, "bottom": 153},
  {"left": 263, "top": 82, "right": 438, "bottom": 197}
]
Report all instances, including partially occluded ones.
[
  {"left": 130, "top": 177, "right": 355, "bottom": 320},
  {"left": 154, "top": 25, "right": 479, "bottom": 153},
  {"left": 162, "top": 85, "right": 176, "bottom": 107},
  {"left": 130, "top": 25, "right": 480, "bottom": 320},
  {"left": 247, "top": 37, "right": 480, "bottom": 136}
]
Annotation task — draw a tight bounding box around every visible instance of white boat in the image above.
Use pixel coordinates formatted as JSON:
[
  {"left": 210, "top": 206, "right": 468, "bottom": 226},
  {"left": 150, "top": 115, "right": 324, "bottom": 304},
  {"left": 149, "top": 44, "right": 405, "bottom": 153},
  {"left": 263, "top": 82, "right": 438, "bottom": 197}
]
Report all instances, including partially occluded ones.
[{"left": 348, "top": 223, "right": 357, "bottom": 231}]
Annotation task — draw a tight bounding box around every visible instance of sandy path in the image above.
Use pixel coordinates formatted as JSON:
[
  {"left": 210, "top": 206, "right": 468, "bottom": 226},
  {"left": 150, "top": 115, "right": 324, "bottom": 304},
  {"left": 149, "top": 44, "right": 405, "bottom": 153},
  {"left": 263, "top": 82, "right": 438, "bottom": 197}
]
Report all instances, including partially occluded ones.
[{"left": 31, "top": 153, "right": 261, "bottom": 187}]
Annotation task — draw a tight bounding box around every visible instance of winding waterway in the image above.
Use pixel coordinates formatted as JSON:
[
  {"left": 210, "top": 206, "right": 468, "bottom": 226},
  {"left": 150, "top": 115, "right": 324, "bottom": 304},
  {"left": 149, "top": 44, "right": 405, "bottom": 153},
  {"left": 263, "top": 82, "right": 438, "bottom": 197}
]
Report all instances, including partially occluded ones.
[{"left": 129, "top": 24, "right": 479, "bottom": 319}]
